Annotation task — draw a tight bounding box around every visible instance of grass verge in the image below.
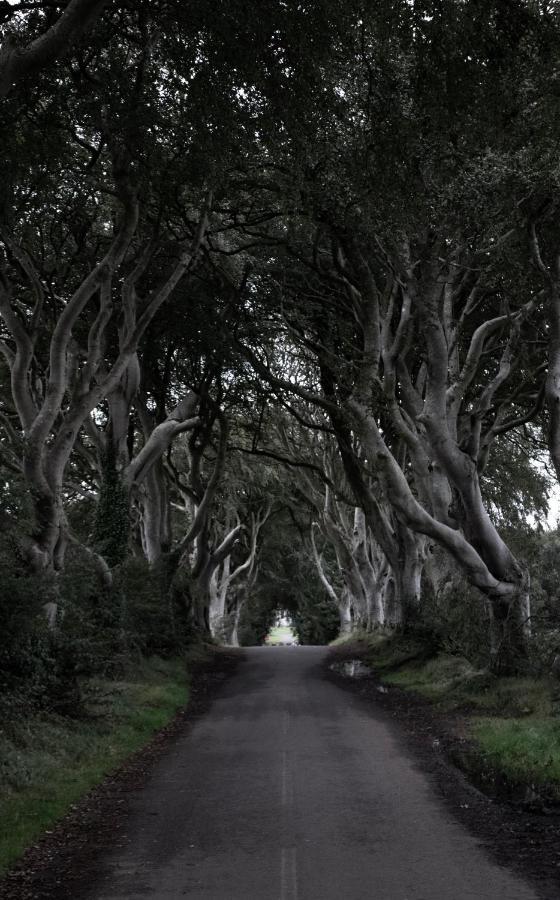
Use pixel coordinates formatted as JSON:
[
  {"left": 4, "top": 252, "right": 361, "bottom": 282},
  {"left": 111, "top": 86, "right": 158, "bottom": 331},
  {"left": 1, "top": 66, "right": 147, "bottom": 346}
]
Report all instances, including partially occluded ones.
[
  {"left": 471, "top": 718, "right": 560, "bottom": 787},
  {"left": 331, "top": 632, "right": 560, "bottom": 795},
  {"left": 0, "top": 656, "right": 189, "bottom": 875}
]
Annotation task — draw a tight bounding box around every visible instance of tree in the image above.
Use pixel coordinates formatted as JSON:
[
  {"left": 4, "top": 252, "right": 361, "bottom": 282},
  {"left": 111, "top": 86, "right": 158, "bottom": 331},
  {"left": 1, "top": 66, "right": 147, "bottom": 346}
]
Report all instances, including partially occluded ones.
[{"left": 0, "top": 0, "right": 110, "bottom": 96}]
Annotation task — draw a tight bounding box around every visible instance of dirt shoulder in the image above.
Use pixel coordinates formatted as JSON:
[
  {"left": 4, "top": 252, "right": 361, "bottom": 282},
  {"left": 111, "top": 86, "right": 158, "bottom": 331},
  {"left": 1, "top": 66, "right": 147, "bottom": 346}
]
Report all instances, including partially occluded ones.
[
  {"left": 326, "top": 643, "right": 560, "bottom": 900},
  {"left": 0, "top": 646, "right": 244, "bottom": 900}
]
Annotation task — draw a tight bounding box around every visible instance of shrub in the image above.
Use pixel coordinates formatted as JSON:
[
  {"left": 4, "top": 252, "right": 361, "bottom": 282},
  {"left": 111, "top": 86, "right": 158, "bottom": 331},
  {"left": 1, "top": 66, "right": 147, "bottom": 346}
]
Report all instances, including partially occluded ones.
[{"left": 412, "top": 574, "right": 493, "bottom": 668}]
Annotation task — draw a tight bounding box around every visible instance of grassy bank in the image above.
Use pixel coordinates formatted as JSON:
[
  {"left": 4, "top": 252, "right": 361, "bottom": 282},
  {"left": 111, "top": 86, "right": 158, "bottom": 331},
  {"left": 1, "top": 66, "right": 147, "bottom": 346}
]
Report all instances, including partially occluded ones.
[
  {"left": 0, "top": 656, "right": 190, "bottom": 875},
  {"left": 332, "top": 633, "right": 560, "bottom": 795}
]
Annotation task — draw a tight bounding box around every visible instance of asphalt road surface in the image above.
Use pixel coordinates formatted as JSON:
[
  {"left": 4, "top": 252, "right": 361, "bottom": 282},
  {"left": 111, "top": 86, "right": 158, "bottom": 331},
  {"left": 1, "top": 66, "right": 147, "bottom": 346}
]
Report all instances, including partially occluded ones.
[{"left": 89, "top": 646, "right": 538, "bottom": 900}]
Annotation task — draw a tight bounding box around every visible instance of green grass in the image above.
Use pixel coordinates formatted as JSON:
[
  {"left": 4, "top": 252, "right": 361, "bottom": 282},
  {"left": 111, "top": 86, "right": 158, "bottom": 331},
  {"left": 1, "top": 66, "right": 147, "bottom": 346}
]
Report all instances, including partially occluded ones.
[
  {"left": 329, "top": 628, "right": 376, "bottom": 647},
  {"left": 472, "top": 718, "right": 560, "bottom": 786},
  {"left": 394, "top": 657, "right": 560, "bottom": 789},
  {"left": 332, "top": 632, "right": 560, "bottom": 791},
  {"left": 0, "top": 656, "right": 188, "bottom": 875},
  {"left": 382, "top": 655, "right": 556, "bottom": 717},
  {"left": 266, "top": 624, "right": 296, "bottom": 643}
]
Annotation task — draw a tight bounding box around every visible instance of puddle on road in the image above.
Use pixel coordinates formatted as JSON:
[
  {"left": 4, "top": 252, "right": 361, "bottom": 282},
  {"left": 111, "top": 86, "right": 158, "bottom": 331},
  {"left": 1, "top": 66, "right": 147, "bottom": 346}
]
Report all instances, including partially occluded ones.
[{"left": 330, "top": 659, "right": 372, "bottom": 679}]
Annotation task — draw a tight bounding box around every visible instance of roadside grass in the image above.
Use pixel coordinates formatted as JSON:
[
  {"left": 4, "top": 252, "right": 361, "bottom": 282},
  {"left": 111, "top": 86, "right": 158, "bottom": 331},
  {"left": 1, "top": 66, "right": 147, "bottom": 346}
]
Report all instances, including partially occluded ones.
[
  {"left": 0, "top": 656, "right": 189, "bottom": 875},
  {"left": 471, "top": 718, "right": 560, "bottom": 786},
  {"left": 331, "top": 632, "right": 560, "bottom": 791},
  {"left": 382, "top": 655, "right": 556, "bottom": 717}
]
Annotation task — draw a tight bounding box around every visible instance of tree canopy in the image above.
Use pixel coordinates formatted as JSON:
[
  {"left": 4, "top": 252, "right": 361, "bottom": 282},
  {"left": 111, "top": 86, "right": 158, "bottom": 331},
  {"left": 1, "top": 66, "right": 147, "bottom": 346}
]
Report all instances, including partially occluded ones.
[{"left": 2, "top": 0, "right": 560, "bottom": 681}]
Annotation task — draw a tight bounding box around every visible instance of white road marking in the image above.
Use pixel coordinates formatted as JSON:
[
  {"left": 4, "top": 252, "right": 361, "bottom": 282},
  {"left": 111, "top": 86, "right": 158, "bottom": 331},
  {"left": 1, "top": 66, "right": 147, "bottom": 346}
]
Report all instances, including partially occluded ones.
[
  {"left": 280, "top": 751, "right": 293, "bottom": 806},
  {"left": 280, "top": 847, "right": 298, "bottom": 900},
  {"left": 280, "top": 708, "right": 297, "bottom": 899}
]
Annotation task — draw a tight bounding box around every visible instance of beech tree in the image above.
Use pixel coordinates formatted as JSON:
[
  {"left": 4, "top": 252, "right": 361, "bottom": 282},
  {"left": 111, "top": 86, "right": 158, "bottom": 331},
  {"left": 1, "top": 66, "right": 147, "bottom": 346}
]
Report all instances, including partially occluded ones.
[
  {"left": 208, "top": 501, "right": 271, "bottom": 642},
  {"left": 0, "top": 146, "right": 210, "bottom": 575}
]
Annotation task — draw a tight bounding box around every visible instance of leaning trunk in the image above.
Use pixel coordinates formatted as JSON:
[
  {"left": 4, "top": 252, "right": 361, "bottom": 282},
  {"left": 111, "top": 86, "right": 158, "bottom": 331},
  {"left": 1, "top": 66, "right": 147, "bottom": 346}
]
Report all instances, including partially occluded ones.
[
  {"left": 546, "top": 283, "right": 560, "bottom": 483},
  {"left": 23, "top": 439, "right": 66, "bottom": 574},
  {"left": 137, "top": 461, "right": 171, "bottom": 564}
]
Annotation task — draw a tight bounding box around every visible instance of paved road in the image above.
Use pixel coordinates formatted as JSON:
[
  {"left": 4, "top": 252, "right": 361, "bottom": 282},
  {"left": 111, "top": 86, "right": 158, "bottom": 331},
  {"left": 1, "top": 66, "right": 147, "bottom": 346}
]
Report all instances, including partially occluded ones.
[{"left": 90, "top": 647, "right": 537, "bottom": 900}]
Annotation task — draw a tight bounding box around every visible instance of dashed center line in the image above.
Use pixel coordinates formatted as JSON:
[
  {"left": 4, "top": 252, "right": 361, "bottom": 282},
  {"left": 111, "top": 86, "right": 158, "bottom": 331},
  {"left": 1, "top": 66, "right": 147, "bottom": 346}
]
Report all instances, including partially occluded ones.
[
  {"left": 280, "top": 706, "right": 297, "bottom": 898},
  {"left": 281, "top": 750, "right": 294, "bottom": 806},
  {"left": 280, "top": 847, "right": 298, "bottom": 900}
]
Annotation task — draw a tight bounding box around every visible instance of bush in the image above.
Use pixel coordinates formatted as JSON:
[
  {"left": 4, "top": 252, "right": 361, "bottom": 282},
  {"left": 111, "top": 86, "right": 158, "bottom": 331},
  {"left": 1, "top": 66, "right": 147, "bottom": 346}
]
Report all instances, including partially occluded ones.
[
  {"left": 237, "top": 588, "right": 277, "bottom": 646},
  {"left": 412, "top": 574, "right": 493, "bottom": 667},
  {"left": 115, "top": 556, "right": 194, "bottom": 658},
  {"left": 291, "top": 592, "right": 340, "bottom": 645},
  {"left": 0, "top": 535, "right": 194, "bottom": 719}
]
